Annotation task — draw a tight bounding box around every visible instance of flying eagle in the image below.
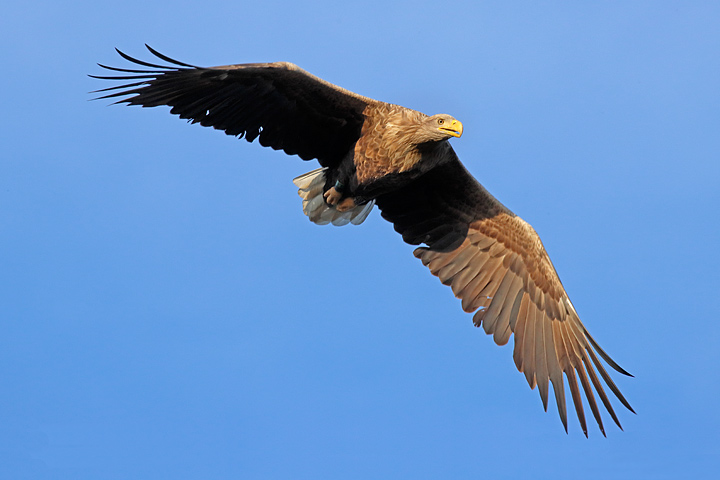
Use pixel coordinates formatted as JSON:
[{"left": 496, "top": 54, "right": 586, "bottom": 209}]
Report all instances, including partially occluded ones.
[{"left": 91, "top": 45, "right": 634, "bottom": 436}]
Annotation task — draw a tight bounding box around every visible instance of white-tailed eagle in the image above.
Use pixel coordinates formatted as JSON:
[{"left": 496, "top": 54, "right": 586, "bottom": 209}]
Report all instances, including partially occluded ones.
[{"left": 91, "top": 46, "right": 634, "bottom": 436}]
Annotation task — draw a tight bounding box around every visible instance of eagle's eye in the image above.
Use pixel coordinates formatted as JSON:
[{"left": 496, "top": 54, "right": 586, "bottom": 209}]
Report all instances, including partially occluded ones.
[{"left": 438, "top": 118, "right": 445, "bottom": 125}]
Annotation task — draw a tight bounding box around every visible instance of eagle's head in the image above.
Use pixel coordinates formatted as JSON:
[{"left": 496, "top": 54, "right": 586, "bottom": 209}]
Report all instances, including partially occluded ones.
[{"left": 421, "top": 114, "right": 463, "bottom": 142}]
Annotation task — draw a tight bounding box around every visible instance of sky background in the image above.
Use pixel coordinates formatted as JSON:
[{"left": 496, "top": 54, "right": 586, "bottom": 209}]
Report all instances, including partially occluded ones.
[{"left": 1, "top": 1, "right": 719, "bottom": 478}]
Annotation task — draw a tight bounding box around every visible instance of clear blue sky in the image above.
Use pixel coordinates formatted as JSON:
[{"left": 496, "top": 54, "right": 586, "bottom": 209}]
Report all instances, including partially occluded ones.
[{"left": 1, "top": 1, "right": 719, "bottom": 478}]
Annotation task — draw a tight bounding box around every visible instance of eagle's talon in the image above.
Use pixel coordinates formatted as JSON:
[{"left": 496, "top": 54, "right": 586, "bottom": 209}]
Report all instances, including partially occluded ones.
[
  {"left": 324, "top": 186, "right": 343, "bottom": 206},
  {"left": 336, "top": 197, "right": 356, "bottom": 212}
]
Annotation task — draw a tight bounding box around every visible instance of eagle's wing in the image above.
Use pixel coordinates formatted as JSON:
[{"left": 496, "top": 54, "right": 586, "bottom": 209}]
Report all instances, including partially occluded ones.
[
  {"left": 375, "top": 156, "right": 634, "bottom": 436},
  {"left": 91, "top": 45, "right": 374, "bottom": 166}
]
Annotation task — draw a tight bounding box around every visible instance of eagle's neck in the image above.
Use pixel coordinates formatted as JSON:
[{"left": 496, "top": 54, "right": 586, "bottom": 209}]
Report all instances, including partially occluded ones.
[{"left": 354, "top": 104, "right": 448, "bottom": 183}]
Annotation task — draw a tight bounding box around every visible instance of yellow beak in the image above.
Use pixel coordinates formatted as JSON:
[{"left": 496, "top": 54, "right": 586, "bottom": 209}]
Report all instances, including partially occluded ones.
[{"left": 439, "top": 119, "right": 463, "bottom": 138}]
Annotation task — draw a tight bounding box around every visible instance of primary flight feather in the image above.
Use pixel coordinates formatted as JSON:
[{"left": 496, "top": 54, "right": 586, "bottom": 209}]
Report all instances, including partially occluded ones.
[{"left": 91, "top": 45, "right": 634, "bottom": 436}]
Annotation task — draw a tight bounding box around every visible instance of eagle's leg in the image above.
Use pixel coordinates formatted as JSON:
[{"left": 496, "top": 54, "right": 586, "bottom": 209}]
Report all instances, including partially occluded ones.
[
  {"left": 324, "top": 187, "right": 357, "bottom": 212},
  {"left": 323, "top": 179, "right": 357, "bottom": 212}
]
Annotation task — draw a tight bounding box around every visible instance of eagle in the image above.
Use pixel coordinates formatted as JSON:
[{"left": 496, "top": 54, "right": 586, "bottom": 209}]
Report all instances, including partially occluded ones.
[{"left": 91, "top": 45, "right": 634, "bottom": 436}]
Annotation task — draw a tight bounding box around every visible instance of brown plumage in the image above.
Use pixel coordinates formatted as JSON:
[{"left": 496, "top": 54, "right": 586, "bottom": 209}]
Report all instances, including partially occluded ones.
[{"left": 91, "top": 45, "right": 634, "bottom": 436}]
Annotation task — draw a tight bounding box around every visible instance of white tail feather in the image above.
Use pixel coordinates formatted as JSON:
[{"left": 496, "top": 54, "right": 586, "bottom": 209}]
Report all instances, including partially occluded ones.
[{"left": 292, "top": 168, "right": 374, "bottom": 226}]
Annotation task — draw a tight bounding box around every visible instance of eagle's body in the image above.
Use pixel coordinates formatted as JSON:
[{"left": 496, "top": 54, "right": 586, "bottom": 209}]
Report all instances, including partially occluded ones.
[{"left": 92, "top": 46, "right": 634, "bottom": 436}]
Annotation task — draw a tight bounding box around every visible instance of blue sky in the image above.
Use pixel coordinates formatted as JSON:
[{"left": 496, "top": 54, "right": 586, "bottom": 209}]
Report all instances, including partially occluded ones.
[{"left": 1, "top": 1, "right": 719, "bottom": 478}]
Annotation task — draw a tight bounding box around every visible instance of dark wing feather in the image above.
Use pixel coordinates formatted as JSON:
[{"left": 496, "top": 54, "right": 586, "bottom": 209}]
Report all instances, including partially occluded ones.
[
  {"left": 91, "top": 45, "right": 374, "bottom": 167},
  {"left": 375, "top": 156, "right": 634, "bottom": 436}
]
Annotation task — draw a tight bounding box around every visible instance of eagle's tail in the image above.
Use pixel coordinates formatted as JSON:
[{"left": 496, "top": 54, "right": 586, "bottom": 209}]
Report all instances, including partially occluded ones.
[{"left": 292, "top": 168, "right": 374, "bottom": 226}]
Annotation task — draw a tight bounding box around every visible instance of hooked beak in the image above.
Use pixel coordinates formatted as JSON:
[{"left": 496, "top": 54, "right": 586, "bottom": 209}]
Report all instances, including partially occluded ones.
[{"left": 439, "top": 119, "right": 463, "bottom": 138}]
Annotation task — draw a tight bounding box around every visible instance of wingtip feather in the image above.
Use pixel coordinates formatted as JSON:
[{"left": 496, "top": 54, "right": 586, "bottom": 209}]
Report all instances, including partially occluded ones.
[{"left": 584, "top": 329, "right": 633, "bottom": 377}]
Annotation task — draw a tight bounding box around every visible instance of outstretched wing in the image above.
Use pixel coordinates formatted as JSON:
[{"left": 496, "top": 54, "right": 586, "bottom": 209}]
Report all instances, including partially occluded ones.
[
  {"left": 91, "top": 45, "right": 375, "bottom": 167},
  {"left": 375, "top": 157, "right": 634, "bottom": 436}
]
